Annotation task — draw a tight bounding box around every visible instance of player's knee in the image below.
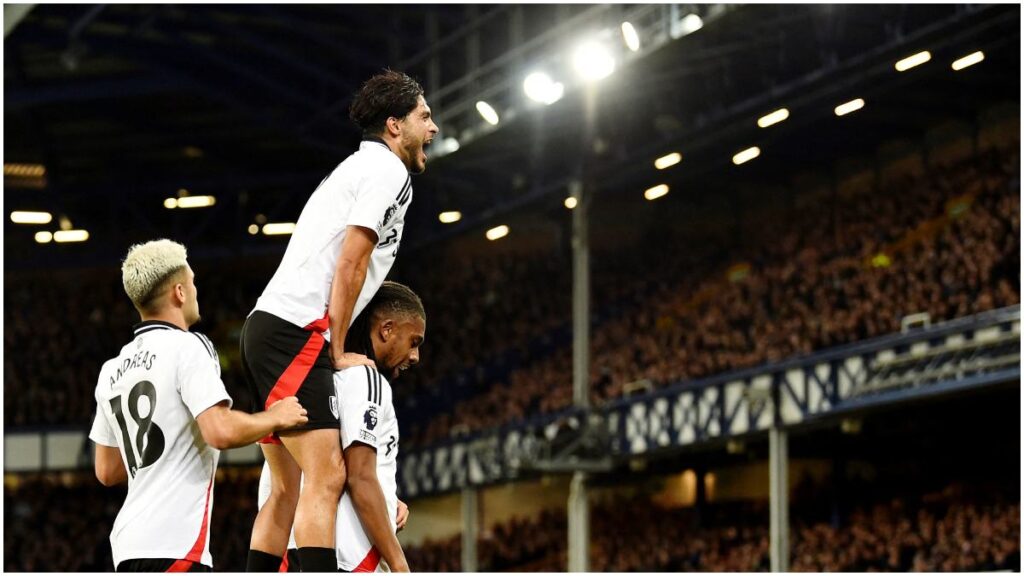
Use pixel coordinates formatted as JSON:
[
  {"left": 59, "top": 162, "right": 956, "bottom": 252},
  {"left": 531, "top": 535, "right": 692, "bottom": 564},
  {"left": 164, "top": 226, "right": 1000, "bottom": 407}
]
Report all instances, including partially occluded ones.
[
  {"left": 306, "top": 454, "right": 347, "bottom": 497},
  {"left": 270, "top": 480, "right": 301, "bottom": 508}
]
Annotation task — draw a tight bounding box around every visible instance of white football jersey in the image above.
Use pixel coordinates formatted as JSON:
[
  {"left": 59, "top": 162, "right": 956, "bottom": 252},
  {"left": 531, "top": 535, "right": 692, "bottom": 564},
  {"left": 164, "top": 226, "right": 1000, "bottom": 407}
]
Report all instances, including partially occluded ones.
[
  {"left": 335, "top": 366, "right": 400, "bottom": 572},
  {"left": 253, "top": 138, "right": 412, "bottom": 337},
  {"left": 89, "top": 320, "right": 231, "bottom": 568}
]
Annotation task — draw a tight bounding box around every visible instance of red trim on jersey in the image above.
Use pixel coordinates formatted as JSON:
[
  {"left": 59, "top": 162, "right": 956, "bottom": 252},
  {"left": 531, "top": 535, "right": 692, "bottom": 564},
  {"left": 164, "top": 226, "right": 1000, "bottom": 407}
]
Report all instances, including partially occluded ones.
[
  {"left": 353, "top": 547, "right": 381, "bottom": 573},
  {"left": 176, "top": 474, "right": 215, "bottom": 566},
  {"left": 258, "top": 314, "right": 329, "bottom": 444},
  {"left": 165, "top": 559, "right": 193, "bottom": 572},
  {"left": 304, "top": 313, "right": 330, "bottom": 334},
  {"left": 278, "top": 554, "right": 289, "bottom": 572}
]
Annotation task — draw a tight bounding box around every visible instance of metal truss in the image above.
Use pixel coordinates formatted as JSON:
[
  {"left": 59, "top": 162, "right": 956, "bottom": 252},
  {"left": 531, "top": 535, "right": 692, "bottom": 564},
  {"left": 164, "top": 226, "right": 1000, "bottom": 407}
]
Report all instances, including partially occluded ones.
[{"left": 395, "top": 305, "right": 1019, "bottom": 498}]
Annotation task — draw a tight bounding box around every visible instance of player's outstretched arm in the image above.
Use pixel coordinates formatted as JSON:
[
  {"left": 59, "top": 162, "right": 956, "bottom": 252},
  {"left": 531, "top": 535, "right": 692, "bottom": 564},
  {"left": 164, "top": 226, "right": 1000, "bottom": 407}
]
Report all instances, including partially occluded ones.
[
  {"left": 345, "top": 443, "right": 410, "bottom": 572},
  {"left": 196, "top": 397, "right": 308, "bottom": 450},
  {"left": 327, "top": 225, "right": 378, "bottom": 371},
  {"left": 94, "top": 444, "right": 128, "bottom": 486}
]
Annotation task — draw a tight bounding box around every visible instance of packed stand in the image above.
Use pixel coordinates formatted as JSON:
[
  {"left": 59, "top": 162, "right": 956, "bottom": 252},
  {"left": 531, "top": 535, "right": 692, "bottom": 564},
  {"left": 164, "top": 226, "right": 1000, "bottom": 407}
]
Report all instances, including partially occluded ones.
[
  {"left": 4, "top": 468, "right": 1018, "bottom": 573},
  {"left": 405, "top": 486, "right": 1020, "bottom": 572},
  {"left": 409, "top": 145, "right": 1021, "bottom": 447},
  {"left": 4, "top": 144, "right": 1019, "bottom": 451}
]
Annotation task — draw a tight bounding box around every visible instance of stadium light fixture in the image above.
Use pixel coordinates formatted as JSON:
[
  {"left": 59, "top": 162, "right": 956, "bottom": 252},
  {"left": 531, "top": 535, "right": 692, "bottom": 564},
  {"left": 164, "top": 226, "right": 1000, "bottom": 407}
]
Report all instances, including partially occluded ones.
[
  {"left": 732, "top": 146, "right": 761, "bottom": 165},
  {"left": 34, "top": 231, "right": 53, "bottom": 244},
  {"left": 163, "top": 198, "right": 178, "bottom": 209},
  {"left": 572, "top": 40, "right": 616, "bottom": 81},
  {"left": 439, "top": 211, "right": 462, "bottom": 224},
  {"left": 680, "top": 14, "right": 704, "bottom": 35},
  {"left": 644, "top": 184, "right": 669, "bottom": 200},
  {"left": 757, "top": 108, "right": 790, "bottom": 128},
  {"left": 476, "top": 101, "right": 500, "bottom": 125},
  {"left": 620, "top": 22, "right": 641, "bottom": 52},
  {"left": 834, "top": 98, "right": 865, "bottom": 116},
  {"left": 10, "top": 211, "right": 52, "bottom": 224},
  {"left": 523, "top": 72, "right": 565, "bottom": 105},
  {"left": 654, "top": 152, "right": 682, "bottom": 170},
  {"left": 486, "top": 225, "right": 509, "bottom": 241},
  {"left": 438, "top": 137, "right": 460, "bottom": 154},
  {"left": 564, "top": 196, "right": 578, "bottom": 209},
  {"left": 53, "top": 229, "right": 89, "bottom": 243},
  {"left": 247, "top": 224, "right": 259, "bottom": 235},
  {"left": 4, "top": 163, "right": 45, "bottom": 177},
  {"left": 175, "top": 195, "right": 216, "bottom": 209},
  {"left": 895, "top": 50, "right": 931, "bottom": 72},
  {"left": 951, "top": 51, "right": 984, "bottom": 71},
  {"left": 262, "top": 222, "right": 296, "bottom": 236}
]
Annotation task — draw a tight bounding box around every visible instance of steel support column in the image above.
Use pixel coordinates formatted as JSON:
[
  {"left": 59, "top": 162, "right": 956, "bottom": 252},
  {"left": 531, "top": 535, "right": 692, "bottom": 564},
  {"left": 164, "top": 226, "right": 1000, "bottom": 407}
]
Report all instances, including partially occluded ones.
[
  {"left": 769, "top": 426, "right": 789, "bottom": 572},
  {"left": 461, "top": 486, "right": 479, "bottom": 572}
]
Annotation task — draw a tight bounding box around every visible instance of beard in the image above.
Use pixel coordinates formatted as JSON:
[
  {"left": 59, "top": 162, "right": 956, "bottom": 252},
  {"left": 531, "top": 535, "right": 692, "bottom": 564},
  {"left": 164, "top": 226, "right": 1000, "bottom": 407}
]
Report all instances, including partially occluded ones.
[{"left": 402, "top": 136, "right": 425, "bottom": 174}]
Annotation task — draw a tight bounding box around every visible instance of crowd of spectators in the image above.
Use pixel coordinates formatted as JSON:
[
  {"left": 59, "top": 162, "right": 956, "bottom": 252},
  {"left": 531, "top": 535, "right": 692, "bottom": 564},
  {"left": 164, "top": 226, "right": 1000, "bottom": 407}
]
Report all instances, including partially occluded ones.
[
  {"left": 403, "top": 485, "right": 1020, "bottom": 572},
  {"left": 408, "top": 145, "right": 1020, "bottom": 447},
  {"left": 4, "top": 464, "right": 1018, "bottom": 573},
  {"left": 3, "top": 141, "right": 1019, "bottom": 456}
]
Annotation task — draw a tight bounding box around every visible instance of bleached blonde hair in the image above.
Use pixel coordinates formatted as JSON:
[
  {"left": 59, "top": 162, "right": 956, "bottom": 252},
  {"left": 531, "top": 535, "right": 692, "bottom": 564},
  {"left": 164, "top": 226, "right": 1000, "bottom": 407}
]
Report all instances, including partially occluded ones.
[{"left": 121, "top": 239, "right": 189, "bottom": 312}]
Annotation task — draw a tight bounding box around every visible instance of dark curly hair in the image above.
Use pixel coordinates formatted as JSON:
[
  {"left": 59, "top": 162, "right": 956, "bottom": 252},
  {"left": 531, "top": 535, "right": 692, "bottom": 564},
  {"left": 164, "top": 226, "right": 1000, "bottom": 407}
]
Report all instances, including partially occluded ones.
[
  {"left": 345, "top": 281, "right": 425, "bottom": 362},
  {"left": 349, "top": 70, "right": 425, "bottom": 137}
]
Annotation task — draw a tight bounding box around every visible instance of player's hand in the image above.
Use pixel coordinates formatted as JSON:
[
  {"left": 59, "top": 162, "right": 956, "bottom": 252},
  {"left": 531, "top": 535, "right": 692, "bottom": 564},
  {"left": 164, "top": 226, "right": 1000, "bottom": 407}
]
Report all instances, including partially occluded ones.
[
  {"left": 266, "top": 396, "right": 308, "bottom": 429},
  {"left": 331, "top": 349, "right": 376, "bottom": 371},
  {"left": 396, "top": 500, "right": 409, "bottom": 532}
]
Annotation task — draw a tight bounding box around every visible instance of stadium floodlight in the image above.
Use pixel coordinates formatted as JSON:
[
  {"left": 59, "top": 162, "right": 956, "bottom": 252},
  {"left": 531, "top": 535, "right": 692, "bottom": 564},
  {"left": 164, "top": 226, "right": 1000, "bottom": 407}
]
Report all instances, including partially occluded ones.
[
  {"left": 262, "top": 222, "right": 296, "bottom": 236},
  {"left": 564, "top": 196, "right": 578, "bottom": 209},
  {"left": 644, "top": 184, "right": 669, "bottom": 200},
  {"left": 4, "top": 163, "right": 45, "bottom": 177},
  {"left": 486, "top": 225, "right": 509, "bottom": 241},
  {"left": 952, "top": 51, "right": 984, "bottom": 71},
  {"left": 757, "top": 108, "right": 790, "bottom": 128},
  {"left": 621, "top": 22, "right": 640, "bottom": 52},
  {"left": 732, "top": 146, "right": 761, "bottom": 165},
  {"left": 523, "top": 72, "right": 565, "bottom": 105},
  {"left": 163, "top": 198, "right": 178, "bottom": 209},
  {"left": 247, "top": 224, "right": 259, "bottom": 235},
  {"left": 895, "top": 50, "right": 931, "bottom": 72},
  {"left": 476, "top": 101, "right": 500, "bottom": 125},
  {"left": 654, "top": 152, "right": 682, "bottom": 170},
  {"left": 439, "top": 211, "right": 462, "bottom": 224},
  {"left": 834, "top": 98, "right": 865, "bottom": 116},
  {"left": 439, "top": 137, "right": 460, "bottom": 154},
  {"left": 34, "top": 231, "right": 53, "bottom": 244},
  {"left": 572, "top": 40, "right": 616, "bottom": 81},
  {"left": 175, "top": 195, "right": 216, "bottom": 209},
  {"left": 10, "top": 211, "right": 52, "bottom": 224},
  {"left": 53, "top": 229, "right": 89, "bottom": 243},
  {"left": 680, "top": 14, "right": 704, "bottom": 35}
]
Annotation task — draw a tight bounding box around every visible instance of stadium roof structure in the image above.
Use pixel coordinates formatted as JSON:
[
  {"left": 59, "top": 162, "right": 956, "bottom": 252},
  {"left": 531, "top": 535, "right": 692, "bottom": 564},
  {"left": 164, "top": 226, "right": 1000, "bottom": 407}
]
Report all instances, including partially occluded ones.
[{"left": 4, "top": 3, "right": 1020, "bottom": 269}]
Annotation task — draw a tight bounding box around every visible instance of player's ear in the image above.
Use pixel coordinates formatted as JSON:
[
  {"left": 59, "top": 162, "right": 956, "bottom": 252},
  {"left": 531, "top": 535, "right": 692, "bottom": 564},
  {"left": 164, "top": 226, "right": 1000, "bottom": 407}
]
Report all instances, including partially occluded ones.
[
  {"left": 385, "top": 116, "right": 402, "bottom": 138},
  {"left": 379, "top": 318, "right": 395, "bottom": 342},
  {"left": 172, "top": 283, "right": 186, "bottom": 306}
]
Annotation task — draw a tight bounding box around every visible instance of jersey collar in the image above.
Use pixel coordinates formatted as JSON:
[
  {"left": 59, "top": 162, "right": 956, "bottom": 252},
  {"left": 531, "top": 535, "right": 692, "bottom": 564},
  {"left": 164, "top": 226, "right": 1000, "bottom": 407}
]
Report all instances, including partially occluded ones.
[
  {"left": 133, "top": 320, "right": 184, "bottom": 336},
  {"left": 360, "top": 136, "right": 391, "bottom": 152}
]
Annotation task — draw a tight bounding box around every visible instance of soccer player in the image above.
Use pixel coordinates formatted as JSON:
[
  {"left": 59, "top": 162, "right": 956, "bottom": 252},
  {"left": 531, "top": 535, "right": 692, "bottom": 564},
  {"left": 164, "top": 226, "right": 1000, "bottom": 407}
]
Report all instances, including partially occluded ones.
[
  {"left": 335, "top": 281, "right": 424, "bottom": 572},
  {"left": 243, "top": 70, "right": 438, "bottom": 572},
  {"left": 89, "top": 239, "right": 308, "bottom": 572},
  {"left": 254, "top": 468, "right": 410, "bottom": 572}
]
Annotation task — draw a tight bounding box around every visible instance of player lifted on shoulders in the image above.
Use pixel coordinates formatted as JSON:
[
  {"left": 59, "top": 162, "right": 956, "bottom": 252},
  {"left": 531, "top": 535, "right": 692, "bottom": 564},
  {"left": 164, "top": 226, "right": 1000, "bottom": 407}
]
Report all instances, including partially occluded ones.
[
  {"left": 243, "top": 70, "right": 438, "bottom": 572},
  {"left": 335, "top": 281, "right": 424, "bottom": 572},
  {"left": 90, "top": 240, "right": 307, "bottom": 572}
]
